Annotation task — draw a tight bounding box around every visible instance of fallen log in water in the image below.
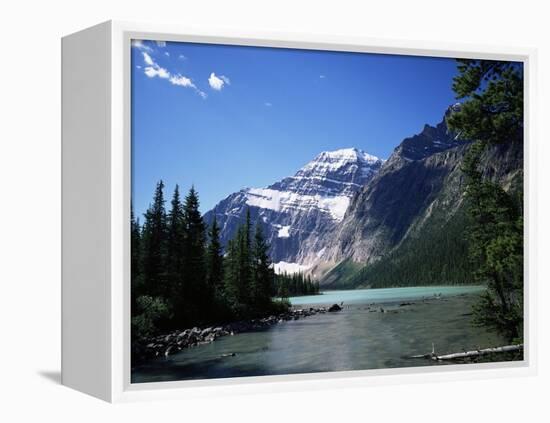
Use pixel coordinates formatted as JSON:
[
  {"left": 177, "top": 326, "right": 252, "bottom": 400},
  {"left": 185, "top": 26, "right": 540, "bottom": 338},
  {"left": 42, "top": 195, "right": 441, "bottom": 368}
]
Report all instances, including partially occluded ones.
[
  {"left": 433, "top": 344, "right": 523, "bottom": 361},
  {"left": 409, "top": 344, "right": 523, "bottom": 361}
]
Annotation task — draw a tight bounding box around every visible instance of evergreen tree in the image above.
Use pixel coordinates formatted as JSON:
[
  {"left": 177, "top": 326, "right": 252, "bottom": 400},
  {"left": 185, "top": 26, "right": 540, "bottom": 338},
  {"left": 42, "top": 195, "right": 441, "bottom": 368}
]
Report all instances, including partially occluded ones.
[
  {"left": 166, "top": 185, "right": 186, "bottom": 327},
  {"left": 236, "top": 209, "right": 253, "bottom": 310},
  {"left": 462, "top": 143, "right": 523, "bottom": 341},
  {"left": 223, "top": 237, "right": 240, "bottom": 308},
  {"left": 182, "top": 186, "right": 208, "bottom": 322},
  {"left": 131, "top": 205, "right": 143, "bottom": 308},
  {"left": 447, "top": 60, "right": 523, "bottom": 145},
  {"left": 206, "top": 216, "right": 225, "bottom": 298},
  {"left": 447, "top": 59, "right": 524, "bottom": 342},
  {"left": 132, "top": 185, "right": 292, "bottom": 346},
  {"left": 141, "top": 180, "right": 168, "bottom": 298},
  {"left": 252, "top": 223, "right": 274, "bottom": 312}
]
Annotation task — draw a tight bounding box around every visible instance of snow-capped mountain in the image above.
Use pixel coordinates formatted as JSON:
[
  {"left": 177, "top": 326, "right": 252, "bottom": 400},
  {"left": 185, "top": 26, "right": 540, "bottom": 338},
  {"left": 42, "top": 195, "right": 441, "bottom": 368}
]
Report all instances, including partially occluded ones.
[{"left": 203, "top": 148, "right": 384, "bottom": 271}]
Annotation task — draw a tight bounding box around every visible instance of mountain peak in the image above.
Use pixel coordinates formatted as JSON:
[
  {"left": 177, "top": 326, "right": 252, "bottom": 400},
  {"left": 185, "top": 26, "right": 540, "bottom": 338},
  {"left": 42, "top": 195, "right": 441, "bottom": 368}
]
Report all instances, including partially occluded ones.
[{"left": 305, "top": 148, "right": 383, "bottom": 172}]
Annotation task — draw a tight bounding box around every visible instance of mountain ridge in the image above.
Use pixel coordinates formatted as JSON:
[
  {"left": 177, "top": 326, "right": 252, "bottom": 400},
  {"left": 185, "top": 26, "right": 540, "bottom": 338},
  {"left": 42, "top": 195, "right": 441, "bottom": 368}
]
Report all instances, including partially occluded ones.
[{"left": 203, "top": 147, "right": 384, "bottom": 268}]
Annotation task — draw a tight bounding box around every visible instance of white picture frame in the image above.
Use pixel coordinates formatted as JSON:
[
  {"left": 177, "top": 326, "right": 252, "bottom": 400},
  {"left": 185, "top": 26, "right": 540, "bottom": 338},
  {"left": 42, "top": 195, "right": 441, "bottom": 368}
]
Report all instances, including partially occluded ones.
[{"left": 61, "top": 20, "right": 538, "bottom": 403}]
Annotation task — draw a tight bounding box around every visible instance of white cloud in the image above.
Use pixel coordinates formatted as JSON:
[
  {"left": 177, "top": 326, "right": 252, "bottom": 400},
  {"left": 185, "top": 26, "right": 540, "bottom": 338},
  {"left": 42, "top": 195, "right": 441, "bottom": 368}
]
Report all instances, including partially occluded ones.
[
  {"left": 208, "top": 72, "right": 230, "bottom": 90},
  {"left": 264, "top": 102, "right": 272, "bottom": 107},
  {"left": 178, "top": 54, "right": 187, "bottom": 60},
  {"left": 169, "top": 74, "right": 206, "bottom": 98},
  {"left": 144, "top": 66, "right": 170, "bottom": 79},
  {"left": 141, "top": 52, "right": 170, "bottom": 79},
  {"left": 139, "top": 49, "right": 205, "bottom": 98},
  {"left": 131, "top": 40, "right": 153, "bottom": 52},
  {"left": 142, "top": 52, "right": 155, "bottom": 66},
  {"left": 156, "top": 40, "right": 166, "bottom": 47},
  {"left": 319, "top": 75, "right": 326, "bottom": 79},
  {"left": 164, "top": 52, "right": 170, "bottom": 57},
  {"left": 169, "top": 74, "right": 194, "bottom": 87},
  {"left": 141, "top": 51, "right": 170, "bottom": 79}
]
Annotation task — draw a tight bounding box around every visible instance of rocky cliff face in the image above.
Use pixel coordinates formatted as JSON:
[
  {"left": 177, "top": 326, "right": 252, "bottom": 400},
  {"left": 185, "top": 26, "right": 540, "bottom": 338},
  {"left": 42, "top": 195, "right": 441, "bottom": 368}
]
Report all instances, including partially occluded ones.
[
  {"left": 319, "top": 107, "right": 523, "bottom": 286},
  {"left": 203, "top": 148, "right": 384, "bottom": 271}
]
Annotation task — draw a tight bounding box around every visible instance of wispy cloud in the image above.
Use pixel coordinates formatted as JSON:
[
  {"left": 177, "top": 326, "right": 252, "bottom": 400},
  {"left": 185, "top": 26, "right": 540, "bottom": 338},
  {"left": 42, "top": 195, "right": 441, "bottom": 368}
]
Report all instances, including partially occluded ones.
[
  {"left": 139, "top": 51, "right": 205, "bottom": 98},
  {"left": 164, "top": 52, "right": 170, "bottom": 57},
  {"left": 178, "top": 54, "right": 187, "bottom": 60},
  {"left": 142, "top": 52, "right": 155, "bottom": 66},
  {"left": 319, "top": 74, "right": 326, "bottom": 79},
  {"left": 169, "top": 75, "right": 194, "bottom": 87},
  {"left": 264, "top": 102, "right": 272, "bottom": 107},
  {"left": 144, "top": 66, "right": 170, "bottom": 79},
  {"left": 208, "top": 72, "right": 230, "bottom": 91},
  {"left": 131, "top": 39, "right": 153, "bottom": 52},
  {"left": 142, "top": 52, "right": 170, "bottom": 79}
]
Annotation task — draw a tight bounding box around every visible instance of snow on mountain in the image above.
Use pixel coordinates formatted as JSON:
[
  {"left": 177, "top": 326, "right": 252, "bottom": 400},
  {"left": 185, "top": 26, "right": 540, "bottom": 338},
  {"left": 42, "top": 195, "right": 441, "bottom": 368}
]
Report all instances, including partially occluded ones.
[
  {"left": 203, "top": 147, "right": 384, "bottom": 269},
  {"left": 245, "top": 188, "right": 351, "bottom": 222}
]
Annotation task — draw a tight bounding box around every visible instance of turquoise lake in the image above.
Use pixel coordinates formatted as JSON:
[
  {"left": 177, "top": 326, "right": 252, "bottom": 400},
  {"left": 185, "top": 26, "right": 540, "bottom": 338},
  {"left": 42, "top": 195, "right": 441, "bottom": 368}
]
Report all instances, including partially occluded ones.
[
  {"left": 288, "top": 285, "right": 486, "bottom": 306},
  {"left": 132, "top": 285, "right": 504, "bottom": 383}
]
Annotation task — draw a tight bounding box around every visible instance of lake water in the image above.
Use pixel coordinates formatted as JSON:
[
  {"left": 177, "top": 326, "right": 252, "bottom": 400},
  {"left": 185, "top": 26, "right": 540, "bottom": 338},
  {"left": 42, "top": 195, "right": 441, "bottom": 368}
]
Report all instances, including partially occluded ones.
[{"left": 132, "top": 285, "right": 505, "bottom": 383}]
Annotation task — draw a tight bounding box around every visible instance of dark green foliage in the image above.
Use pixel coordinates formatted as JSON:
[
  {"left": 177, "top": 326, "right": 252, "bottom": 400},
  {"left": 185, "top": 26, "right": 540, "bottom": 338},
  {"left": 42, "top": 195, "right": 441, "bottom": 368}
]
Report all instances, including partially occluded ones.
[
  {"left": 141, "top": 181, "right": 168, "bottom": 299},
  {"left": 461, "top": 143, "right": 523, "bottom": 342},
  {"left": 131, "top": 295, "right": 171, "bottom": 341},
  {"left": 332, "top": 207, "right": 474, "bottom": 289},
  {"left": 252, "top": 223, "right": 275, "bottom": 311},
  {"left": 206, "top": 216, "right": 224, "bottom": 298},
  {"left": 448, "top": 59, "right": 524, "bottom": 343},
  {"left": 131, "top": 186, "right": 292, "bottom": 349},
  {"left": 182, "top": 186, "right": 208, "bottom": 322},
  {"left": 447, "top": 60, "right": 523, "bottom": 145},
  {"left": 130, "top": 206, "right": 143, "bottom": 309},
  {"left": 166, "top": 185, "right": 187, "bottom": 327},
  {"left": 274, "top": 271, "right": 320, "bottom": 298},
  {"left": 223, "top": 210, "right": 253, "bottom": 316}
]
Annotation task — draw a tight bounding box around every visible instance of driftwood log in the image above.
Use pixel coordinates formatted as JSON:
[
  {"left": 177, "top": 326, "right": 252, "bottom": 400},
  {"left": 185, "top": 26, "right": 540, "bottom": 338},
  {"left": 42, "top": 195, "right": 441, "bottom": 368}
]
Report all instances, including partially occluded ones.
[{"left": 410, "top": 344, "right": 523, "bottom": 361}]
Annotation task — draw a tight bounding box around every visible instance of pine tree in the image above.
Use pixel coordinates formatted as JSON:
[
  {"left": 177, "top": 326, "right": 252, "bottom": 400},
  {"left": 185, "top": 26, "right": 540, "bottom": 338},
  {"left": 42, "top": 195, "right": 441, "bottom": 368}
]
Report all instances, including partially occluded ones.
[
  {"left": 182, "top": 186, "right": 207, "bottom": 322},
  {"left": 166, "top": 185, "right": 186, "bottom": 326},
  {"left": 207, "top": 216, "right": 224, "bottom": 298},
  {"left": 447, "top": 59, "right": 524, "bottom": 342},
  {"left": 236, "top": 209, "right": 253, "bottom": 309},
  {"left": 252, "top": 223, "right": 274, "bottom": 312},
  {"left": 223, "top": 237, "right": 240, "bottom": 308},
  {"left": 447, "top": 60, "right": 523, "bottom": 146},
  {"left": 131, "top": 205, "right": 143, "bottom": 308},
  {"left": 141, "top": 180, "right": 168, "bottom": 299}
]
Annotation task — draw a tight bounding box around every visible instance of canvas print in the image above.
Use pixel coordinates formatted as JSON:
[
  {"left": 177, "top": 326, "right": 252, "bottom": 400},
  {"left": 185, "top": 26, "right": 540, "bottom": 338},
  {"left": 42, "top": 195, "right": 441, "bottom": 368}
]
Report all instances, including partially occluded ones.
[{"left": 130, "top": 39, "right": 524, "bottom": 384}]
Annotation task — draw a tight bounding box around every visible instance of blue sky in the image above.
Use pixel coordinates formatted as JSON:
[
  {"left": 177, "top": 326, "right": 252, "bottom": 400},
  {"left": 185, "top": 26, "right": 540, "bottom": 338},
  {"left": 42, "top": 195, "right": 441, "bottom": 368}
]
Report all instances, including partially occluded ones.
[{"left": 131, "top": 40, "right": 459, "bottom": 217}]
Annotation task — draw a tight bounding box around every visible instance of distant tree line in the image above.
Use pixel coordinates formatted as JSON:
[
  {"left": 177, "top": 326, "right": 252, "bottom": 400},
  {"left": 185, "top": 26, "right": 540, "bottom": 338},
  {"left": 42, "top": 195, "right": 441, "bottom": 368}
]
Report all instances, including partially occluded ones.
[
  {"left": 274, "top": 271, "right": 320, "bottom": 298},
  {"left": 131, "top": 183, "right": 320, "bottom": 346},
  {"left": 346, "top": 207, "right": 474, "bottom": 289}
]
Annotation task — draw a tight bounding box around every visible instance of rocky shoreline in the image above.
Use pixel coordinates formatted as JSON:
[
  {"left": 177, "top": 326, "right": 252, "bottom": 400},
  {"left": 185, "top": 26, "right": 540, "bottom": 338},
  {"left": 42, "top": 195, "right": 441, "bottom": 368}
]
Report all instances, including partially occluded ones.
[{"left": 134, "top": 305, "right": 340, "bottom": 362}]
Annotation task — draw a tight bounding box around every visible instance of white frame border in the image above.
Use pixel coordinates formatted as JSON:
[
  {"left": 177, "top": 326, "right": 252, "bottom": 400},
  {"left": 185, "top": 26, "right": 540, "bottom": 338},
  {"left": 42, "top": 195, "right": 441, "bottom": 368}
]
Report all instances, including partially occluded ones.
[{"left": 108, "top": 20, "right": 537, "bottom": 403}]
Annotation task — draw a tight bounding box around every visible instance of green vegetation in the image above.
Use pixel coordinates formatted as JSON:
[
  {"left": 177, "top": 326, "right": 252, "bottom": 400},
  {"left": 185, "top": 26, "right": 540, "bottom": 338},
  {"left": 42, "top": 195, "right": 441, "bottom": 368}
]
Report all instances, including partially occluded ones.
[
  {"left": 332, "top": 207, "right": 474, "bottom": 289},
  {"left": 131, "top": 184, "right": 301, "bottom": 354},
  {"left": 274, "top": 271, "right": 320, "bottom": 298},
  {"left": 447, "top": 59, "right": 523, "bottom": 343},
  {"left": 321, "top": 260, "right": 364, "bottom": 289}
]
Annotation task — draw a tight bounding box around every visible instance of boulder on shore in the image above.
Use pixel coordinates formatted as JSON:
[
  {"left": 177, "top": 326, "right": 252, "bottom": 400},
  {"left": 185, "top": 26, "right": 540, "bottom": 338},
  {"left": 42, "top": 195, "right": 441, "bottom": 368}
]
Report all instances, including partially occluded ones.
[{"left": 328, "top": 304, "right": 342, "bottom": 312}]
